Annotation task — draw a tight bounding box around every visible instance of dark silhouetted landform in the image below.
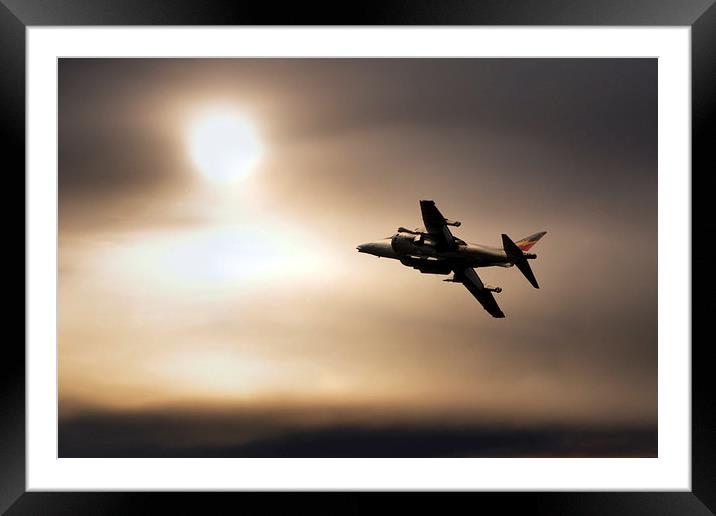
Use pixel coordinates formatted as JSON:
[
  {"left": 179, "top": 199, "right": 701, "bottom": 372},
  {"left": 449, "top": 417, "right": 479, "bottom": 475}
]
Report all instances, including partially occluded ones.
[{"left": 59, "top": 409, "right": 656, "bottom": 458}]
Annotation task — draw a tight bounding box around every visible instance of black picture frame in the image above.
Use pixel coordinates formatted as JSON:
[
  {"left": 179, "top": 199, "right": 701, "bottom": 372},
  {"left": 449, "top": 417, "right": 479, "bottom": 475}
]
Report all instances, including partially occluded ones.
[{"left": 4, "top": 1, "right": 714, "bottom": 514}]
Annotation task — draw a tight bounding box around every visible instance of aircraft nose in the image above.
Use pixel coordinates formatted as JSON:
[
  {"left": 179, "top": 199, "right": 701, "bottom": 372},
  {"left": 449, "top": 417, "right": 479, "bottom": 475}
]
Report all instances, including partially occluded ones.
[{"left": 356, "top": 243, "right": 367, "bottom": 253}]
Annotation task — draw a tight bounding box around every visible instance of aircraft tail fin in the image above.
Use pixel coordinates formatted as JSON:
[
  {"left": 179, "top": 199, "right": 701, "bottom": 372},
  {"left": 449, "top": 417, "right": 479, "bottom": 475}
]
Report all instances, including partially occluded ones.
[
  {"left": 515, "top": 231, "right": 547, "bottom": 252},
  {"left": 502, "top": 233, "right": 540, "bottom": 289}
]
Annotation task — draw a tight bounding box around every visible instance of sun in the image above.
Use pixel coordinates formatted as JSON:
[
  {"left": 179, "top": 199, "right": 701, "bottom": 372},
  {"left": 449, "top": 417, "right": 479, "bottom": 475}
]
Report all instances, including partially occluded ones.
[{"left": 187, "top": 109, "right": 263, "bottom": 184}]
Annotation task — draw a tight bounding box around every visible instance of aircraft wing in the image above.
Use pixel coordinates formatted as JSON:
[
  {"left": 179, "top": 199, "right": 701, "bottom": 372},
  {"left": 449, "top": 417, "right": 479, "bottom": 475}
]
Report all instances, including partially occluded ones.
[
  {"left": 420, "top": 200, "right": 457, "bottom": 250},
  {"left": 458, "top": 267, "right": 505, "bottom": 318}
]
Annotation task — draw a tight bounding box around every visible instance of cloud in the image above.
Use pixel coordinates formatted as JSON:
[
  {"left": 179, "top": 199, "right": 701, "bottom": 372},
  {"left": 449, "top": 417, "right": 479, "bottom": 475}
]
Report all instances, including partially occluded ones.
[{"left": 58, "top": 58, "right": 657, "bottom": 457}]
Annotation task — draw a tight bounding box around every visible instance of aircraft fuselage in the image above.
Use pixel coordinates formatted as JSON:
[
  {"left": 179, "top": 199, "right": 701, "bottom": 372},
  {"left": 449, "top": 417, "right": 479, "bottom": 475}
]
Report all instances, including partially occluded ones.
[{"left": 356, "top": 232, "right": 532, "bottom": 269}]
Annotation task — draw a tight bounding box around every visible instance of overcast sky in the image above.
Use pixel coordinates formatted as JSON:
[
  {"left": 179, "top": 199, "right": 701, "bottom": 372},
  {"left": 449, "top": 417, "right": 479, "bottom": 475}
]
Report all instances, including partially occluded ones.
[{"left": 58, "top": 58, "right": 657, "bottom": 457}]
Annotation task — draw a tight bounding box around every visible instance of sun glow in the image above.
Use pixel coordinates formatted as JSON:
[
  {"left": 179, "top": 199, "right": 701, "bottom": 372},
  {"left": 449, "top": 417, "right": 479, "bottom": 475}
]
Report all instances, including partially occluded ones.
[
  {"left": 187, "top": 109, "right": 263, "bottom": 183},
  {"left": 97, "top": 224, "right": 332, "bottom": 297}
]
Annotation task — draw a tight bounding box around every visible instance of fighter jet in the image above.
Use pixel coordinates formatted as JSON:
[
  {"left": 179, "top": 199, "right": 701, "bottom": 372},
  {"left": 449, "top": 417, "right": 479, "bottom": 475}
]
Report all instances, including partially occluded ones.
[{"left": 356, "top": 200, "right": 546, "bottom": 318}]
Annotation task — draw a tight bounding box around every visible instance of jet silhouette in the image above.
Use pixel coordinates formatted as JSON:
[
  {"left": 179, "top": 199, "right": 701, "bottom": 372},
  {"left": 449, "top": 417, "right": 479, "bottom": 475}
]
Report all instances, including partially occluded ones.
[{"left": 357, "top": 200, "right": 546, "bottom": 318}]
